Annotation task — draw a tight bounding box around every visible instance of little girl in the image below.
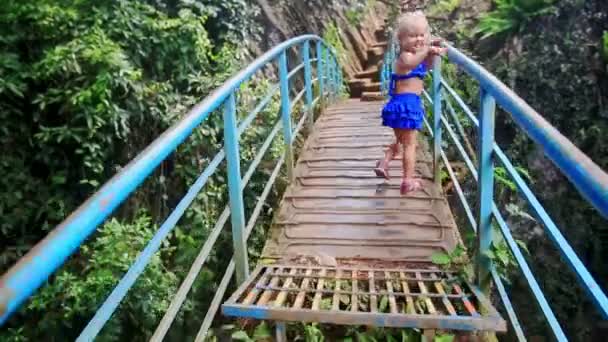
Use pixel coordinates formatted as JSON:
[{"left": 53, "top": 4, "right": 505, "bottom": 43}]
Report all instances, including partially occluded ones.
[{"left": 374, "top": 11, "right": 447, "bottom": 194}]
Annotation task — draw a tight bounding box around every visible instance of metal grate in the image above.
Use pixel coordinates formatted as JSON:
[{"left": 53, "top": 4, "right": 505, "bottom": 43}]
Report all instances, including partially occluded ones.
[{"left": 222, "top": 265, "right": 506, "bottom": 332}]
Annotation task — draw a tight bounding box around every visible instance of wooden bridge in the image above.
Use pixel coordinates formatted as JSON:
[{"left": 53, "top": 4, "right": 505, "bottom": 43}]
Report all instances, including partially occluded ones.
[
  {"left": 221, "top": 96, "right": 506, "bottom": 339},
  {"left": 262, "top": 99, "right": 460, "bottom": 265}
]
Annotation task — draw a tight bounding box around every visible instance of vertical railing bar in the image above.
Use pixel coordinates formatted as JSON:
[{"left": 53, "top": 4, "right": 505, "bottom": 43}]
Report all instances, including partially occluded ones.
[
  {"left": 492, "top": 205, "right": 567, "bottom": 341},
  {"left": 442, "top": 80, "right": 479, "bottom": 126},
  {"left": 490, "top": 268, "right": 528, "bottom": 342},
  {"left": 444, "top": 96, "right": 478, "bottom": 165},
  {"left": 223, "top": 92, "right": 249, "bottom": 285},
  {"left": 302, "top": 40, "right": 313, "bottom": 131},
  {"left": 323, "top": 45, "right": 330, "bottom": 99},
  {"left": 337, "top": 53, "right": 343, "bottom": 97},
  {"left": 432, "top": 56, "right": 442, "bottom": 186},
  {"left": 316, "top": 41, "right": 325, "bottom": 108},
  {"left": 476, "top": 88, "right": 495, "bottom": 295},
  {"left": 331, "top": 54, "right": 336, "bottom": 100},
  {"left": 441, "top": 114, "right": 478, "bottom": 178},
  {"left": 278, "top": 51, "right": 294, "bottom": 181},
  {"left": 151, "top": 205, "right": 231, "bottom": 341},
  {"left": 195, "top": 153, "right": 286, "bottom": 341},
  {"left": 193, "top": 260, "right": 235, "bottom": 342},
  {"left": 327, "top": 55, "right": 333, "bottom": 101},
  {"left": 440, "top": 150, "right": 477, "bottom": 231}
]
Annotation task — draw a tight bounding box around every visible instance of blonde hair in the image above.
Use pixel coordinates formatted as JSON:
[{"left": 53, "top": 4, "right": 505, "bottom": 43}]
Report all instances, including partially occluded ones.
[{"left": 394, "top": 11, "right": 430, "bottom": 50}]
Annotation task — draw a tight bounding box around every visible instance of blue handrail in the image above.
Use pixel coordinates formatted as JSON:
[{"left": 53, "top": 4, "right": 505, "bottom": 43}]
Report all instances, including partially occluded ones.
[
  {"left": 0, "top": 35, "right": 343, "bottom": 340},
  {"left": 380, "top": 32, "right": 608, "bottom": 340}
]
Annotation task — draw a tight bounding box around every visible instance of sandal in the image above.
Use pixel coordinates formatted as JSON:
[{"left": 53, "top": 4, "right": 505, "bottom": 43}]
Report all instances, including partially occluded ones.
[
  {"left": 374, "top": 160, "right": 390, "bottom": 179},
  {"left": 374, "top": 143, "right": 399, "bottom": 180},
  {"left": 400, "top": 178, "right": 422, "bottom": 195}
]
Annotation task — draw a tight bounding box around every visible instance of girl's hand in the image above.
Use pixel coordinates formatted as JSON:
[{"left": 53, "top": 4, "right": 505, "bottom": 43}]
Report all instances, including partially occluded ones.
[
  {"left": 429, "top": 46, "right": 447, "bottom": 56},
  {"left": 430, "top": 36, "right": 444, "bottom": 47},
  {"left": 429, "top": 37, "right": 447, "bottom": 56}
]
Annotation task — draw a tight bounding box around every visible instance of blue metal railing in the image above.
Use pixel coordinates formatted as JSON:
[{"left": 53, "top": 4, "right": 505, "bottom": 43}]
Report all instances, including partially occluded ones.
[
  {"left": 380, "top": 31, "right": 608, "bottom": 341},
  {"left": 0, "top": 35, "right": 343, "bottom": 340}
]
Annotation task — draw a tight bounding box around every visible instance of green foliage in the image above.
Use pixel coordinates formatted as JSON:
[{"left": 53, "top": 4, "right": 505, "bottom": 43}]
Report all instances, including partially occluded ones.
[
  {"left": 494, "top": 165, "right": 532, "bottom": 192},
  {"left": 602, "top": 31, "right": 608, "bottom": 63},
  {"left": 476, "top": 0, "right": 556, "bottom": 39},
  {"left": 219, "top": 321, "right": 456, "bottom": 342},
  {"left": 0, "top": 0, "right": 285, "bottom": 340},
  {"left": 3, "top": 215, "right": 179, "bottom": 341},
  {"left": 484, "top": 223, "right": 530, "bottom": 283},
  {"left": 322, "top": 22, "right": 349, "bottom": 97},
  {"left": 431, "top": 244, "right": 474, "bottom": 281},
  {"left": 345, "top": 0, "right": 376, "bottom": 27},
  {"left": 429, "top": 0, "right": 462, "bottom": 17},
  {"left": 0, "top": 0, "right": 241, "bottom": 271}
]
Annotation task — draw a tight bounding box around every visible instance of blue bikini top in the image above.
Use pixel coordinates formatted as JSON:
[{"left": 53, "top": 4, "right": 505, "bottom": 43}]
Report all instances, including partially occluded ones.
[{"left": 389, "top": 63, "right": 427, "bottom": 95}]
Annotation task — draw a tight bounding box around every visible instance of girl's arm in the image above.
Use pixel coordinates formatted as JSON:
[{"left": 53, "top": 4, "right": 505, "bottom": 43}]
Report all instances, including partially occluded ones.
[
  {"left": 423, "top": 53, "right": 435, "bottom": 70},
  {"left": 397, "top": 44, "right": 429, "bottom": 70},
  {"left": 424, "top": 37, "right": 447, "bottom": 69}
]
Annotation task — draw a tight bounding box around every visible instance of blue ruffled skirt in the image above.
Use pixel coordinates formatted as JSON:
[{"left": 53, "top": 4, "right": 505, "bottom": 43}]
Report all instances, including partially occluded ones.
[{"left": 381, "top": 93, "right": 425, "bottom": 130}]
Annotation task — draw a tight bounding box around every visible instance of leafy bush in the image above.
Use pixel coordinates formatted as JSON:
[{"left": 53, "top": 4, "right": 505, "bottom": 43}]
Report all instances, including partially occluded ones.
[
  {"left": 476, "top": 0, "right": 556, "bottom": 39},
  {"left": 0, "top": 0, "right": 272, "bottom": 339},
  {"left": 429, "top": 0, "right": 462, "bottom": 17},
  {"left": 2, "top": 215, "right": 179, "bottom": 341},
  {"left": 602, "top": 31, "right": 608, "bottom": 63}
]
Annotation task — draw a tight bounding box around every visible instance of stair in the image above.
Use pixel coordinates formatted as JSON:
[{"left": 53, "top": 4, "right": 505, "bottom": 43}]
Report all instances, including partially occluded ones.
[
  {"left": 361, "top": 91, "right": 384, "bottom": 101},
  {"left": 374, "top": 28, "right": 386, "bottom": 42},
  {"left": 347, "top": 26, "right": 387, "bottom": 101},
  {"left": 366, "top": 47, "right": 384, "bottom": 69},
  {"left": 361, "top": 81, "right": 381, "bottom": 92},
  {"left": 372, "top": 42, "right": 388, "bottom": 49},
  {"left": 354, "top": 67, "right": 380, "bottom": 81}
]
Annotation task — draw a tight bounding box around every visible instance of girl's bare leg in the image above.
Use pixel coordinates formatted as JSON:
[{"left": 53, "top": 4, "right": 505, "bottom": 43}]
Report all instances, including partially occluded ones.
[
  {"left": 399, "top": 129, "right": 422, "bottom": 194},
  {"left": 374, "top": 130, "right": 400, "bottom": 179}
]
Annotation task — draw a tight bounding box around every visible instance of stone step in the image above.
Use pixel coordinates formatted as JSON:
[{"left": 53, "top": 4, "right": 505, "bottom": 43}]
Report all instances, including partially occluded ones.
[
  {"left": 366, "top": 47, "right": 385, "bottom": 69},
  {"left": 372, "top": 41, "right": 388, "bottom": 49},
  {"left": 348, "top": 79, "right": 381, "bottom": 98},
  {"left": 375, "top": 29, "right": 387, "bottom": 42},
  {"left": 354, "top": 67, "right": 380, "bottom": 82},
  {"left": 347, "top": 78, "right": 368, "bottom": 98},
  {"left": 361, "top": 91, "right": 384, "bottom": 102},
  {"left": 362, "top": 81, "right": 381, "bottom": 92}
]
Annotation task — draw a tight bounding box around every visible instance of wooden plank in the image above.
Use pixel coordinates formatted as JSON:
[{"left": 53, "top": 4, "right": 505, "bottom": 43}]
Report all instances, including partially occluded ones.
[
  {"left": 274, "top": 268, "right": 298, "bottom": 307},
  {"left": 351, "top": 270, "right": 358, "bottom": 312},
  {"left": 332, "top": 269, "right": 342, "bottom": 311},
  {"left": 293, "top": 268, "right": 313, "bottom": 309},
  {"left": 385, "top": 271, "right": 398, "bottom": 313},
  {"left": 242, "top": 266, "right": 273, "bottom": 305},
  {"left": 453, "top": 284, "right": 479, "bottom": 316},
  {"left": 257, "top": 267, "right": 283, "bottom": 306},
  {"left": 431, "top": 273, "right": 456, "bottom": 316},
  {"left": 400, "top": 272, "right": 416, "bottom": 314},
  {"left": 312, "top": 269, "right": 327, "bottom": 310},
  {"left": 416, "top": 272, "right": 436, "bottom": 314},
  {"left": 370, "top": 271, "right": 378, "bottom": 313}
]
